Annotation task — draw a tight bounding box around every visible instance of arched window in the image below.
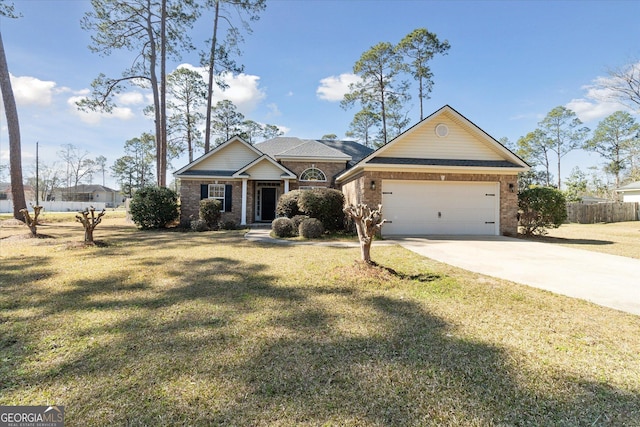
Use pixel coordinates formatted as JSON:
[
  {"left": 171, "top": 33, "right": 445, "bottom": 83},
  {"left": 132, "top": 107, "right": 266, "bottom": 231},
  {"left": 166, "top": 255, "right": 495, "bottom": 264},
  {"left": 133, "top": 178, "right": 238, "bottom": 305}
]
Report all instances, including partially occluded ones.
[{"left": 300, "top": 167, "right": 326, "bottom": 182}]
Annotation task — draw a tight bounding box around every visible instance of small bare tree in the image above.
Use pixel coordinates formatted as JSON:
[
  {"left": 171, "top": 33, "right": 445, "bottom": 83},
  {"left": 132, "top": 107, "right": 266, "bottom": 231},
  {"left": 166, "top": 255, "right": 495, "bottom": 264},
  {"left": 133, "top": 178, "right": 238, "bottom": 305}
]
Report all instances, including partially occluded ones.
[
  {"left": 19, "top": 205, "right": 43, "bottom": 237},
  {"left": 344, "top": 203, "right": 386, "bottom": 264},
  {"left": 76, "top": 206, "right": 106, "bottom": 243}
]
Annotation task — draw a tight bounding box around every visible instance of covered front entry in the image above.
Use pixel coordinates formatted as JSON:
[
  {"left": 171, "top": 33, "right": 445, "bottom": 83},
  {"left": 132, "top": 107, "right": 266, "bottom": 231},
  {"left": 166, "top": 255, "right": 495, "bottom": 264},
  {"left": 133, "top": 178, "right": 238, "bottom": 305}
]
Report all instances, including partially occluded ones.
[
  {"left": 255, "top": 182, "right": 279, "bottom": 222},
  {"left": 381, "top": 180, "right": 499, "bottom": 236}
]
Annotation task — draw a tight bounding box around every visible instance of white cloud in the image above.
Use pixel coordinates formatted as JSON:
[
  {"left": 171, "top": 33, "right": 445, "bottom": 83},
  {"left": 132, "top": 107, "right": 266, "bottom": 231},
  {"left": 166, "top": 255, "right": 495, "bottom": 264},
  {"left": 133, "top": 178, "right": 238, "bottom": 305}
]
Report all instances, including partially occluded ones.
[
  {"left": 565, "top": 98, "right": 621, "bottom": 123},
  {"left": 266, "top": 102, "right": 281, "bottom": 118},
  {"left": 567, "top": 67, "right": 640, "bottom": 123},
  {"left": 11, "top": 74, "right": 57, "bottom": 106},
  {"left": 316, "top": 73, "right": 360, "bottom": 102},
  {"left": 116, "top": 91, "right": 145, "bottom": 105},
  {"left": 214, "top": 73, "right": 266, "bottom": 114},
  {"left": 174, "top": 63, "right": 266, "bottom": 115},
  {"left": 67, "top": 95, "right": 135, "bottom": 124}
]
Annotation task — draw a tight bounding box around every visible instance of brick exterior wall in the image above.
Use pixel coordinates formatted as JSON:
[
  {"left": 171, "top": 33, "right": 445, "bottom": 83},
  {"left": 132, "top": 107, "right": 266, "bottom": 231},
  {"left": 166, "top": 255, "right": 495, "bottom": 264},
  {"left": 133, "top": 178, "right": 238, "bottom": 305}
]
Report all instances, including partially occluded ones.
[
  {"left": 281, "top": 161, "right": 347, "bottom": 190},
  {"left": 339, "top": 171, "right": 519, "bottom": 236},
  {"left": 180, "top": 168, "right": 519, "bottom": 235},
  {"left": 180, "top": 179, "right": 245, "bottom": 226}
]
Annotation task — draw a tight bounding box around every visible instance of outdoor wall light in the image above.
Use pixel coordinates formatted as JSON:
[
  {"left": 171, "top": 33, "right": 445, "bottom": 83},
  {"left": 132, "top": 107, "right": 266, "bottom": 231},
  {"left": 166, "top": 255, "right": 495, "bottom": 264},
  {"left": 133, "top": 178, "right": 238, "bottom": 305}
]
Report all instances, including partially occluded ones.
[
  {"left": 370, "top": 180, "right": 376, "bottom": 190},
  {"left": 509, "top": 183, "right": 515, "bottom": 192}
]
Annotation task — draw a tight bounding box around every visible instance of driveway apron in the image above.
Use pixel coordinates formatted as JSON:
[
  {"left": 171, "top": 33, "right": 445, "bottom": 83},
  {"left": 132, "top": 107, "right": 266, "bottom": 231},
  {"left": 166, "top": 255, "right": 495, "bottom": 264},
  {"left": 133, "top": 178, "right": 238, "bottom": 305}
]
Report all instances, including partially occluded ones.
[{"left": 391, "top": 236, "right": 640, "bottom": 316}]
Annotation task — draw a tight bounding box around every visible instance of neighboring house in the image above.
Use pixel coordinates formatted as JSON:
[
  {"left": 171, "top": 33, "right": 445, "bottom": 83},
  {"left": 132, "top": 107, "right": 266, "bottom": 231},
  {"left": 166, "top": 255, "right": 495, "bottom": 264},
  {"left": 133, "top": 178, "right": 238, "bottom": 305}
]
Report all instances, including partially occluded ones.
[
  {"left": 51, "top": 185, "right": 121, "bottom": 207},
  {"left": 175, "top": 105, "right": 529, "bottom": 236},
  {"left": 577, "top": 196, "right": 609, "bottom": 204},
  {"left": 0, "top": 182, "right": 36, "bottom": 201},
  {"left": 615, "top": 181, "right": 640, "bottom": 203}
]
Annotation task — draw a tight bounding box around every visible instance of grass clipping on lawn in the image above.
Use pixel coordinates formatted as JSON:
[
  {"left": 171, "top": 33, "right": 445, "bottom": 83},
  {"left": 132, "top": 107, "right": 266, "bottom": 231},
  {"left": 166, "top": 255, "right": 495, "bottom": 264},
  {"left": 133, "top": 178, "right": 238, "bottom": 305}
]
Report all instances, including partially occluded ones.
[{"left": 0, "top": 220, "right": 639, "bottom": 426}]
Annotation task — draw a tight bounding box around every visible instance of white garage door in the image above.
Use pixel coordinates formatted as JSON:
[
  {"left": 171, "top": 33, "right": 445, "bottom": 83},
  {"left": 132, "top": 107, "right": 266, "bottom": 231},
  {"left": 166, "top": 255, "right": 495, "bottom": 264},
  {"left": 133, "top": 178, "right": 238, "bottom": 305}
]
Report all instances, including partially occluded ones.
[{"left": 381, "top": 180, "right": 499, "bottom": 236}]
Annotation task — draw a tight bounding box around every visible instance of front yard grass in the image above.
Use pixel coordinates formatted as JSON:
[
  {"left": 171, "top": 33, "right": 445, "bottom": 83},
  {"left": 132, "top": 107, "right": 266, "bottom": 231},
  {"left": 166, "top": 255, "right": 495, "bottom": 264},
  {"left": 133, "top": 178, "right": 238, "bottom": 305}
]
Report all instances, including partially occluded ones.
[
  {"left": 1, "top": 219, "right": 639, "bottom": 425},
  {"left": 525, "top": 221, "right": 640, "bottom": 259}
]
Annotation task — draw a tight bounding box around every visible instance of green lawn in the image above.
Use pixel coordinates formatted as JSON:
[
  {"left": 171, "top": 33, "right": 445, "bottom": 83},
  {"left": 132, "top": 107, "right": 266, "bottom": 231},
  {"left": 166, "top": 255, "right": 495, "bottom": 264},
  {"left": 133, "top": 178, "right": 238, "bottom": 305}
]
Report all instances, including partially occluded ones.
[
  {"left": 1, "top": 219, "right": 639, "bottom": 425},
  {"left": 524, "top": 221, "right": 640, "bottom": 260}
]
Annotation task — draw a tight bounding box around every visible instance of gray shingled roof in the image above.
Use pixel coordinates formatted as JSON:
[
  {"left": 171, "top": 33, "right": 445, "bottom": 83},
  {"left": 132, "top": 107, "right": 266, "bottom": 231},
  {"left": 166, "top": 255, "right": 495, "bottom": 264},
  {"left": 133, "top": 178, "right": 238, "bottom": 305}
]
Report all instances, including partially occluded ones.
[
  {"left": 177, "top": 170, "right": 236, "bottom": 177},
  {"left": 318, "top": 139, "right": 374, "bottom": 165},
  {"left": 368, "top": 157, "right": 526, "bottom": 168},
  {"left": 617, "top": 181, "right": 640, "bottom": 191},
  {"left": 255, "top": 137, "right": 351, "bottom": 160},
  {"left": 56, "top": 184, "right": 119, "bottom": 192}
]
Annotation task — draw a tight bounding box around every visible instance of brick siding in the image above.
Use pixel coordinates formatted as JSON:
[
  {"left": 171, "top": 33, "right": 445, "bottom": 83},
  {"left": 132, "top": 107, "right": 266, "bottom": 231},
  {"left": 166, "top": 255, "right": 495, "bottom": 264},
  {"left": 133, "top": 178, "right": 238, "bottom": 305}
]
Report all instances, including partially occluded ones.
[
  {"left": 180, "top": 180, "right": 244, "bottom": 226},
  {"left": 339, "top": 171, "right": 519, "bottom": 236}
]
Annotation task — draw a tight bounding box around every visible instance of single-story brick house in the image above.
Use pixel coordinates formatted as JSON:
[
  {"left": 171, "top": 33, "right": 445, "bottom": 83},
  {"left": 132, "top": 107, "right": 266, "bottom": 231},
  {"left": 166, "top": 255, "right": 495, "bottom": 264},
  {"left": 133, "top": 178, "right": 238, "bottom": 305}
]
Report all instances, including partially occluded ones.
[{"left": 174, "top": 105, "right": 529, "bottom": 236}]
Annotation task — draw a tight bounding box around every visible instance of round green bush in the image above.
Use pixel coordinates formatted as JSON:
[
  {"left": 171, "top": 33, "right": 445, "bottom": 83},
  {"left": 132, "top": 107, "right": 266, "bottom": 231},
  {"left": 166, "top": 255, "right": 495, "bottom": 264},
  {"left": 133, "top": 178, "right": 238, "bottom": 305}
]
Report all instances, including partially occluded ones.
[
  {"left": 298, "top": 217, "right": 324, "bottom": 238},
  {"left": 297, "top": 188, "right": 345, "bottom": 231},
  {"left": 190, "top": 219, "right": 209, "bottom": 232},
  {"left": 199, "top": 198, "right": 222, "bottom": 229},
  {"left": 129, "top": 186, "right": 179, "bottom": 230},
  {"left": 276, "top": 190, "right": 302, "bottom": 218},
  {"left": 272, "top": 217, "right": 295, "bottom": 238},
  {"left": 220, "top": 220, "right": 237, "bottom": 230},
  {"left": 291, "top": 215, "right": 310, "bottom": 235},
  {"left": 518, "top": 186, "right": 567, "bottom": 236}
]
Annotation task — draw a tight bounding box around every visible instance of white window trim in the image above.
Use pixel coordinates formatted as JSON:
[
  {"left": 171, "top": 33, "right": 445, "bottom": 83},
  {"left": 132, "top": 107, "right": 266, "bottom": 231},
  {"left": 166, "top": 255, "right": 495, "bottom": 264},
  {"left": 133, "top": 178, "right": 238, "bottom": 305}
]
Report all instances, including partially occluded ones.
[
  {"left": 208, "top": 183, "right": 226, "bottom": 212},
  {"left": 300, "top": 167, "right": 327, "bottom": 182}
]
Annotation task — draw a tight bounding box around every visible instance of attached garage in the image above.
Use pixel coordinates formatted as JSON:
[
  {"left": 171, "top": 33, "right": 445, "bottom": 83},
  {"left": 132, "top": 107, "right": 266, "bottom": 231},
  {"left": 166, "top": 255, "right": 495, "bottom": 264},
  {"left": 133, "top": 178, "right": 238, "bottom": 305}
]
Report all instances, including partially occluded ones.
[
  {"left": 382, "top": 180, "right": 499, "bottom": 235},
  {"left": 336, "top": 105, "right": 530, "bottom": 237}
]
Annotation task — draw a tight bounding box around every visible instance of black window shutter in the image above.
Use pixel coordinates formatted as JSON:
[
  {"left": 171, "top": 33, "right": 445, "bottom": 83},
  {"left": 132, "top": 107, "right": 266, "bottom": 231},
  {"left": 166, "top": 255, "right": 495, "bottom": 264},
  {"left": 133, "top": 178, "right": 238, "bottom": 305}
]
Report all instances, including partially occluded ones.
[
  {"left": 200, "top": 184, "right": 208, "bottom": 200},
  {"left": 225, "top": 184, "right": 232, "bottom": 212}
]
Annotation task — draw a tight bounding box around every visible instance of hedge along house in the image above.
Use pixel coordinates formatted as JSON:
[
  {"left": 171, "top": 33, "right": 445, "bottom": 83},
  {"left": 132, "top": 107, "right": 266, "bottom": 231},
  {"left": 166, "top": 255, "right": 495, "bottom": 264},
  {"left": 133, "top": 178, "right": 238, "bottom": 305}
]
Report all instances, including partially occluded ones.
[
  {"left": 335, "top": 105, "right": 530, "bottom": 236},
  {"left": 173, "top": 136, "right": 373, "bottom": 225}
]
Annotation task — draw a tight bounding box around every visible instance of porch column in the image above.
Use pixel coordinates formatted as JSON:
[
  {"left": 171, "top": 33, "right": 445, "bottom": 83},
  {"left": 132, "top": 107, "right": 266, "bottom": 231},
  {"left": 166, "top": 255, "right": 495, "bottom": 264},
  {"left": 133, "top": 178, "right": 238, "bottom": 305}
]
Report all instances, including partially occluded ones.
[
  {"left": 284, "top": 179, "right": 289, "bottom": 193},
  {"left": 241, "top": 178, "right": 247, "bottom": 225}
]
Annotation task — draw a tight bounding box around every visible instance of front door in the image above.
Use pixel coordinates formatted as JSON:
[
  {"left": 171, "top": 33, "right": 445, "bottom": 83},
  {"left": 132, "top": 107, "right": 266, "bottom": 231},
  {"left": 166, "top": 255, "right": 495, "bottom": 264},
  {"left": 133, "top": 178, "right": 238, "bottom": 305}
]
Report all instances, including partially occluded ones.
[{"left": 261, "top": 187, "right": 277, "bottom": 221}]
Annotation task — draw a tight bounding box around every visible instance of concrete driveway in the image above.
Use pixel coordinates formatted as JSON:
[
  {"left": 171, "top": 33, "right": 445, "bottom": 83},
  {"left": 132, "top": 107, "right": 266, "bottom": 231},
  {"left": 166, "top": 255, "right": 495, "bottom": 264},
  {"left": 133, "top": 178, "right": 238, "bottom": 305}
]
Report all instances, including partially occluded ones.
[{"left": 391, "top": 235, "right": 640, "bottom": 316}]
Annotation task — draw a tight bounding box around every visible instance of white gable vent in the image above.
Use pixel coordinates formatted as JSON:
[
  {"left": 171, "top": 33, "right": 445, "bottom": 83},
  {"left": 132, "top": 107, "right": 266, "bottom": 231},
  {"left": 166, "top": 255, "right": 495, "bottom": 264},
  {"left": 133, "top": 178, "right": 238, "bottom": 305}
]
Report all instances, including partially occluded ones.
[{"left": 435, "top": 123, "right": 449, "bottom": 137}]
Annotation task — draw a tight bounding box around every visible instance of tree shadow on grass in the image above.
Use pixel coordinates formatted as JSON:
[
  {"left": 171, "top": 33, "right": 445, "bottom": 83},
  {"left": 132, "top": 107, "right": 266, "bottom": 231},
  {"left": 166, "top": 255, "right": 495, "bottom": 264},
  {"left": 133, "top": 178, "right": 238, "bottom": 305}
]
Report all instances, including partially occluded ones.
[
  {"left": 218, "top": 292, "right": 640, "bottom": 426},
  {"left": 2, "top": 252, "right": 639, "bottom": 425},
  {"left": 523, "top": 235, "right": 614, "bottom": 246}
]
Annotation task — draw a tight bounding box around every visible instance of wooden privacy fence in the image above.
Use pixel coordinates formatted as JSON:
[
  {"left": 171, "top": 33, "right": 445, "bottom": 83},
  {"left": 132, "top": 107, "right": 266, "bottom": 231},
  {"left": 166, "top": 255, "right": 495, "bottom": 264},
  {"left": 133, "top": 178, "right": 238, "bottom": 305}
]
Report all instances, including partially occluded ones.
[{"left": 566, "top": 202, "right": 639, "bottom": 224}]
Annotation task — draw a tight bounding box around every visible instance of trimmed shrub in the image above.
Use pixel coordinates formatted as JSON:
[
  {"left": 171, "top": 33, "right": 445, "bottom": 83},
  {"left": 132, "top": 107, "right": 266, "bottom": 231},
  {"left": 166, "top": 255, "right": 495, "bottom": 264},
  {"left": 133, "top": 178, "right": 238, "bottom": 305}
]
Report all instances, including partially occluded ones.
[
  {"left": 190, "top": 219, "right": 209, "bottom": 232},
  {"left": 297, "top": 188, "right": 345, "bottom": 231},
  {"left": 291, "top": 215, "right": 310, "bottom": 234},
  {"left": 299, "top": 217, "right": 324, "bottom": 239},
  {"left": 199, "top": 199, "right": 222, "bottom": 229},
  {"left": 276, "top": 190, "right": 302, "bottom": 218},
  {"left": 272, "top": 217, "right": 295, "bottom": 238},
  {"left": 129, "top": 186, "right": 179, "bottom": 230},
  {"left": 518, "top": 186, "right": 567, "bottom": 236},
  {"left": 220, "top": 220, "right": 237, "bottom": 230}
]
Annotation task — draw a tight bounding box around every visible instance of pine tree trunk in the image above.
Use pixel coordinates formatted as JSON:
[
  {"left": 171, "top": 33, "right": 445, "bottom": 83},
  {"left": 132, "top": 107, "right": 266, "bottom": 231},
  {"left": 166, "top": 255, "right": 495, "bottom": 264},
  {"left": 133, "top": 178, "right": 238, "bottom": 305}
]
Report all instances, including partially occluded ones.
[
  {"left": 204, "top": 0, "right": 220, "bottom": 153},
  {"left": 0, "top": 32, "right": 27, "bottom": 221}
]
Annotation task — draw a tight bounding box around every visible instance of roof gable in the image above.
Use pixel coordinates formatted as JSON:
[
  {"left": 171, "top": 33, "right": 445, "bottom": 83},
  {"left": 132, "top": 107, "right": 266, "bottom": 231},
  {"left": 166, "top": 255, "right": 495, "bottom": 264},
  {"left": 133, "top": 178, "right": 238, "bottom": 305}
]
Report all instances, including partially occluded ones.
[
  {"left": 234, "top": 155, "right": 296, "bottom": 180},
  {"left": 174, "top": 136, "right": 262, "bottom": 176},
  {"left": 375, "top": 105, "right": 520, "bottom": 162},
  {"left": 337, "top": 105, "right": 529, "bottom": 182}
]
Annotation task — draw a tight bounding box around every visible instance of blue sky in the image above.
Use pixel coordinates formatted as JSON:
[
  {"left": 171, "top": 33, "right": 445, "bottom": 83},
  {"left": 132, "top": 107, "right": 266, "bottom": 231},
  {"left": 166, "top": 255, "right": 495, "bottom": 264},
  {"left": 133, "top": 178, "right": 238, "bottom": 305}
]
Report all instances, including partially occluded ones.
[{"left": 1, "top": 0, "right": 639, "bottom": 189}]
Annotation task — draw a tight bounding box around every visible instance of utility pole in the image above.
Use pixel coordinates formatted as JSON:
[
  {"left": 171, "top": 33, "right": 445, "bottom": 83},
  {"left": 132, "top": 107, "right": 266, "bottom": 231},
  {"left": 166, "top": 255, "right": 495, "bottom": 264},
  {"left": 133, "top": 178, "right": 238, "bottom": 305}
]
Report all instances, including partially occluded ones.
[{"left": 35, "top": 141, "right": 39, "bottom": 204}]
